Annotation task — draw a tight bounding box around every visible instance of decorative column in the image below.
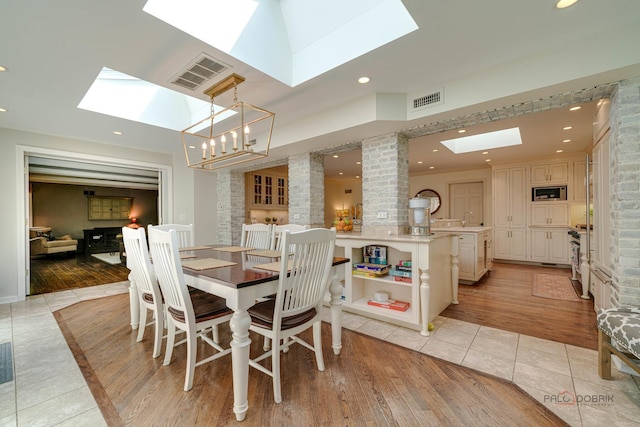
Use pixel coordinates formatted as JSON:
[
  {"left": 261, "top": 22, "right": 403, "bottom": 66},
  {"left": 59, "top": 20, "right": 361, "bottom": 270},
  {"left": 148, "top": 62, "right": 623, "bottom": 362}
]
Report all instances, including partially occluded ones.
[
  {"left": 609, "top": 76, "right": 640, "bottom": 307},
  {"left": 288, "top": 153, "right": 325, "bottom": 228},
  {"left": 216, "top": 169, "right": 245, "bottom": 245},
  {"left": 361, "top": 132, "right": 409, "bottom": 235}
]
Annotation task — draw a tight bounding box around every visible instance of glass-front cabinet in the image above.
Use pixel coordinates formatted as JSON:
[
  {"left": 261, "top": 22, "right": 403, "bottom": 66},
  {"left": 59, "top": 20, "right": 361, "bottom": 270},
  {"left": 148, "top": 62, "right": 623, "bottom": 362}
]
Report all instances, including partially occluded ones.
[{"left": 249, "top": 169, "right": 288, "bottom": 209}]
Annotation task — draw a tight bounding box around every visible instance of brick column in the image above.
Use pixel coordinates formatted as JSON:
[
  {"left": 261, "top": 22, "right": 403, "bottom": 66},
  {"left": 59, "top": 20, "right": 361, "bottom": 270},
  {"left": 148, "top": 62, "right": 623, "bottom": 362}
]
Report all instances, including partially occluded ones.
[
  {"left": 216, "top": 170, "right": 245, "bottom": 245},
  {"left": 288, "top": 153, "right": 325, "bottom": 228},
  {"left": 609, "top": 76, "right": 640, "bottom": 307},
  {"left": 361, "top": 132, "right": 409, "bottom": 235}
]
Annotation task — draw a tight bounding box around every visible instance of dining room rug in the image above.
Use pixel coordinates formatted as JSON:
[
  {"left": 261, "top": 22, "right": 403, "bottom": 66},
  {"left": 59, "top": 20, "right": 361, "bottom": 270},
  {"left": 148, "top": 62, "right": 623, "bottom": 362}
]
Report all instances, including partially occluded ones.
[
  {"left": 532, "top": 273, "right": 580, "bottom": 302},
  {"left": 91, "top": 252, "right": 121, "bottom": 265}
]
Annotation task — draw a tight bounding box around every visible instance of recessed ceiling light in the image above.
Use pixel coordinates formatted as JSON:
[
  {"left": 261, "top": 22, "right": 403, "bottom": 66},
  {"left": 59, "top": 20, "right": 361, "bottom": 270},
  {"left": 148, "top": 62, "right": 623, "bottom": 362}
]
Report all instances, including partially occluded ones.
[
  {"left": 356, "top": 161, "right": 361, "bottom": 165},
  {"left": 338, "top": 172, "right": 343, "bottom": 175},
  {"left": 556, "top": 150, "right": 564, "bottom": 153},
  {"left": 556, "top": 0, "right": 579, "bottom": 9},
  {"left": 485, "top": 159, "right": 492, "bottom": 162},
  {"left": 441, "top": 127, "right": 522, "bottom": 154},
  {"left": 482, "top": 151, "right": 489, "bottom": 155},
  {"left": 356, "top": 175, "right": 360, "bottom": 179},
  {"left": 432, "top": 149, "right": 438, "bottom": 152},
  {"left": 458, "top": 129, "right": 466, "bottom": 134},
  {"left": 0, "top": 65, "right": 7, "bottom": 72},
  {"left": 569, "top": 106, "right": 582, "bottom": 111},
  {"left": 113, "top": 131, "right": 123, "bottom": 135},
  {"left": 417, "top": 161, "right": 423, "bottom": 164},
  {"left": 563, "top": 126, "right": 573, "bottom": 130},
  {"left": 429, "top": 166, "right": 435, "bottom": 170},
  {"left": 189, "top": 145, "right": 196, "bottom": 149},
  {"left": 333, "top": 154, "right": 339, "bottom": 158},
  {"left": 0, "top": 107, "right": 7, "bottom": 112},
  {"left": 358, "top": 76, "right": 370, "bottom": 84},
  {"left": 563, "top": 139, "right": 571, "bottom": 143}
]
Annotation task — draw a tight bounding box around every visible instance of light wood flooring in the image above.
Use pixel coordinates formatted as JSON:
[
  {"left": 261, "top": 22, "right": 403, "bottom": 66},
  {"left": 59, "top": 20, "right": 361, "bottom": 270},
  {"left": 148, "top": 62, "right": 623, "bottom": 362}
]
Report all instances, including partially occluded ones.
[
  {"left": 54, "top": 294, "right": 568, "bottom": 426},
  {"left": 441, "top": 262, "right": 597, "bottom": 350}
]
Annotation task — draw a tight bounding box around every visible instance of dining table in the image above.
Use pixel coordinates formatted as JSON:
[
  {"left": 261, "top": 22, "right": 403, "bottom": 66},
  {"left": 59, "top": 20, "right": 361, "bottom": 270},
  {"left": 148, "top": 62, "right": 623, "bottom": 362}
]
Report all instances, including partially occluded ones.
[{"left": 126, "top": 244, "right": 349, "bottom": 422}]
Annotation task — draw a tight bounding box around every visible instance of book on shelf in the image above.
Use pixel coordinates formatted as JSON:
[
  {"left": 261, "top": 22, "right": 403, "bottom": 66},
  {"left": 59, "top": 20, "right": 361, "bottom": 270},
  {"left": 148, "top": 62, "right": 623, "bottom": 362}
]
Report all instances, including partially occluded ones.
[
  {"left": 367, "top": 299, "right": 410, "bottom": 312},
  {"left": 389, "top": 267, "right": 412, "bottom": 278},
  {"left": 353, "top": 263, "right": 391, "bottom": 273},
  {"left": 363, "top": 245, "right": 387, "bottom": 265},
  {"left": 352, "top": 270, "right": 389, "bottom": 278},
  {"left": 397, "top": 260, "right": 412, "bottom": 267},
  {"left": 394, "top": 264, "right": 412, "bottom": 273},
  {"left": 392, "top": 276, "right": 412, "bottom": 283}
]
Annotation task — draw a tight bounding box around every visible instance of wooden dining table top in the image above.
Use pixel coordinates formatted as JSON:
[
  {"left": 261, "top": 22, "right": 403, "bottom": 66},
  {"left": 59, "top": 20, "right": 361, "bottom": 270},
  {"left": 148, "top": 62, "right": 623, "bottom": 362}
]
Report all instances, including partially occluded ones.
[{"left": 179, "top": 245, "right": 349, "bottom": 289}]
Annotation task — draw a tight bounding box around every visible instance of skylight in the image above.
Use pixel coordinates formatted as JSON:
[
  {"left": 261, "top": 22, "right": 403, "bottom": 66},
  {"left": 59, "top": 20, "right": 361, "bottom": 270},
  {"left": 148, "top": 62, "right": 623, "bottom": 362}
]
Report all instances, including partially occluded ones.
[
  {"left": 440, "top": 127, "right": 523, "bottom": 154},
  {"left": 78, "top": 68, "right": 223, "bottom": 132},
  {"left": 143, "top": 0, "right": 418, "bottom": 87}
]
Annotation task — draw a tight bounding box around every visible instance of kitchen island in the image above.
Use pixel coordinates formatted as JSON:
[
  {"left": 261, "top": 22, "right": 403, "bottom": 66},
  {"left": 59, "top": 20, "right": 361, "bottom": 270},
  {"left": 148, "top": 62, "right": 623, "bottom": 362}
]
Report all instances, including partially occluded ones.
[
  {"left": 432, "top": 226, "right": 493, "bottom": 284},
  {"left": 334, "top": 232, "right": 459, "bottom": 336}
]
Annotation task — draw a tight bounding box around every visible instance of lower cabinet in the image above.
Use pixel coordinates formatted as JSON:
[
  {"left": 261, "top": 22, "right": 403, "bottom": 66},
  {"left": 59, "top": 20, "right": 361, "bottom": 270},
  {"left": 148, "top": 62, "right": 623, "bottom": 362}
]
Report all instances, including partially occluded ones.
[
  {"left": 530, "top": 229, "right": 569, "bottom": 263},
  {"left": 334, "top": 234, "right": 457, "bottom": 335},
  {"left": 457, "top": 230, "right": 493, "bottom": 283},
  {"left": 494, "top": 227, "right": 527, "bottom": 261}
]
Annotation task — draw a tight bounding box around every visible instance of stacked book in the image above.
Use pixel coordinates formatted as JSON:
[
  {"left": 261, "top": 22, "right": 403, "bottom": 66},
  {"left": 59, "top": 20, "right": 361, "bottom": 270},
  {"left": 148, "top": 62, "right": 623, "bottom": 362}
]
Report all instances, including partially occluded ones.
[
  {"left": 389, "top": 260, "right": 412, "bottom": 283},
  {"left": 367, "top": 299, "right": 410, "bottom": 312},
  {"left": 352, "top": 262, "right": 391, "bottom": 278}
]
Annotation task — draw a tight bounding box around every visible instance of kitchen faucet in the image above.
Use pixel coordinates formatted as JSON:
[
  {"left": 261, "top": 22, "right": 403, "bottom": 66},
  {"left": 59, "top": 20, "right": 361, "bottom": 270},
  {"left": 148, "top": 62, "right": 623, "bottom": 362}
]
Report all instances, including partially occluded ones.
[{"left": 463, "top": 211, "right": 473, "bottom": 226}]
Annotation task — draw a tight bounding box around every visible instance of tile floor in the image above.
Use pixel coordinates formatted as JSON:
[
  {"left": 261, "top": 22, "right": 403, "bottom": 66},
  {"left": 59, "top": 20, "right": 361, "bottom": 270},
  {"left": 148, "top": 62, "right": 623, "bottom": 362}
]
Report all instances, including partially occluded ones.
[{"left": 1, "top": 283, "right": 639, "bottom": 426}]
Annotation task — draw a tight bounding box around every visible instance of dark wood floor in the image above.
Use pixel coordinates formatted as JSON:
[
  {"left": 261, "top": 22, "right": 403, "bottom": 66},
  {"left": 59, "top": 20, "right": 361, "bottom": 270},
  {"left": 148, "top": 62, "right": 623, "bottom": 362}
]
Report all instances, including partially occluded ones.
[
  {"left": 30, "top": 253, "right": 130, "bottom": 295},
  {"left": 441, "top": 262, "right": 597, "bottom": 350},
  {"left": 55, "top": 294, "right": 568, "bottom": 426}
]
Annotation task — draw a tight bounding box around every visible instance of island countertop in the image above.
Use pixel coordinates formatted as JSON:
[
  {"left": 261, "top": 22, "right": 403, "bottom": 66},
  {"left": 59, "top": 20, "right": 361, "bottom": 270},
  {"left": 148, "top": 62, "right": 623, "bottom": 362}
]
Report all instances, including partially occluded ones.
[
  {"left": 431, "top": 226, "right": 493, "bottom": 233},
  {"left": 335, "top": 232, "right": 457, "bottom": 243}
]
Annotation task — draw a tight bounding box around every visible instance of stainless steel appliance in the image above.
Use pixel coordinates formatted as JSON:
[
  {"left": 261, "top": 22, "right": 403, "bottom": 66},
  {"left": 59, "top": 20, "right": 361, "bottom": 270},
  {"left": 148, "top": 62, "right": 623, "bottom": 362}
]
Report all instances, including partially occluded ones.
[{"left": 532, "top": 185, "right": 567, "bottom": 201}]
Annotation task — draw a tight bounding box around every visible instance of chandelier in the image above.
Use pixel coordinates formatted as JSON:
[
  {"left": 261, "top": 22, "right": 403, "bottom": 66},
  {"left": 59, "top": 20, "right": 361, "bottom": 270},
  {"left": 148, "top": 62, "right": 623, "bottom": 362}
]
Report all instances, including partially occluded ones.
[{"left": 182, "top": 73, "right": 275, "bottom": 170}]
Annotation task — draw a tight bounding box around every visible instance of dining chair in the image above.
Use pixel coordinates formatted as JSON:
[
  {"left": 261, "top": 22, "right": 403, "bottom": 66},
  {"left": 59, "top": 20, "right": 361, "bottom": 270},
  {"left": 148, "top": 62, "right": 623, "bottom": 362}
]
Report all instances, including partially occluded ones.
[
  {"left": 240, "top": 223, "right": 273, "bottom": 249},
  {"left": 247, "top": 228, "right": 336, "bottom": 403},
  {"left": 122, "top": 226, "right": 164, "bottom": 358},
  {"left": 270, "top": 224, "right": 309, "bottom": 251},
  {"left": 148, "top": 225, "right": 233, "bottom": 391},
  {"left": 149, "top": 223, "right": 194, "bottom": 248}
]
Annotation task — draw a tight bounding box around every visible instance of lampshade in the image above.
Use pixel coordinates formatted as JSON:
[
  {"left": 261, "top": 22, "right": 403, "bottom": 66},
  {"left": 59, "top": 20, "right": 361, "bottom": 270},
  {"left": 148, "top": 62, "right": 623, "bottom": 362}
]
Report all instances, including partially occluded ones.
[{"left": 182, "top": 74, "right": 275, "bottom": 171}]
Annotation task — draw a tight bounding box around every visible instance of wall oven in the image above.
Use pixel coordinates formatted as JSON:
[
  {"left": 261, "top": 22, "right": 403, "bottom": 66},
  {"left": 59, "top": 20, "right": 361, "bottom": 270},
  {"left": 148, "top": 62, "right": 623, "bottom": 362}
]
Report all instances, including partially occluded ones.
[{"left": 532, "top": 185, "right": 567, "bottom": 201}]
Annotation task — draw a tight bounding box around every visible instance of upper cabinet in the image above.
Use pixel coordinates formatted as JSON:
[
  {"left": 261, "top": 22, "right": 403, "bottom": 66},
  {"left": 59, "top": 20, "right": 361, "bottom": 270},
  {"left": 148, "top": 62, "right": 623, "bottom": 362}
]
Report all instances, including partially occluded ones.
[
  {"left": 494, "top": 166, "right": 527, "bottom": 228},
  {"left": 249, "top": 170, "right": 288, "bottom": 209},
  {"left": 572, "top": 160, "right": 587, "bottom": 202},
  {"left": 530, "top": 162, "right": 569, "bottom": 185}
]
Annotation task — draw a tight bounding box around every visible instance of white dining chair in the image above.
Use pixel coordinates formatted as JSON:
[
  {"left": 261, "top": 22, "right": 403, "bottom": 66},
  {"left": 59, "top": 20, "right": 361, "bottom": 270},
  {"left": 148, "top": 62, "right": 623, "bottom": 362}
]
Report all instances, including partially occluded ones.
[
  {"left": 149, "top": 223, "right": 194, "bottom": 248},
  {"left": 122, "top": 226, "right": 164, "bottom": 358},
  {"left": 269, "top": 224, "right": 309, "bottom": 251},
  {"left": 148, "top": 225, "right": 233, "bottom": 391},
  {"left": 247, "top": 228, "right": 336, "bottom": 403},
  {"left": 240, "top": 223, "right": 273, "bottom": 249}
]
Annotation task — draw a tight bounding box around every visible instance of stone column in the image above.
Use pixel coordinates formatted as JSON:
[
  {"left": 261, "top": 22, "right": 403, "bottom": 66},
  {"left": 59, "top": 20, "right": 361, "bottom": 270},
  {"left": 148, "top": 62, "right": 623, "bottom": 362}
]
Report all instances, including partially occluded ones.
[
  {"left": 361, "top": 132, "right": 409, "bottom": 235},
  {"left": 216, "top": 169, "right": 245, "bottom": 245},
  {"left": 609, "top": 76, "right": 640, "bottom": 307},
  {"left": 288, "top": 153, "right": 325, "bottom": 228}
]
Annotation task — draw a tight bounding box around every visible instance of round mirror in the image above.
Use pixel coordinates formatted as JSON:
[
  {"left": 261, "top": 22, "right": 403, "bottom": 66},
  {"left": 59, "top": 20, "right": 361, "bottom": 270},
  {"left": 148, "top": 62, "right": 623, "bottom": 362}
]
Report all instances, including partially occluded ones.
[{"left": 415, "top": 189, "right": 441, "bottom": 214}]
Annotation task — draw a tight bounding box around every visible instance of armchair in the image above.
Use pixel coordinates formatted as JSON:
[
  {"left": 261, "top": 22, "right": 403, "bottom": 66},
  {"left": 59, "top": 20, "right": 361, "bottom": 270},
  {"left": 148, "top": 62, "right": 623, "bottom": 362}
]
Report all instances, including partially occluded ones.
[{"left": 29, "top": 227, "right": 78, "bottom": 256}]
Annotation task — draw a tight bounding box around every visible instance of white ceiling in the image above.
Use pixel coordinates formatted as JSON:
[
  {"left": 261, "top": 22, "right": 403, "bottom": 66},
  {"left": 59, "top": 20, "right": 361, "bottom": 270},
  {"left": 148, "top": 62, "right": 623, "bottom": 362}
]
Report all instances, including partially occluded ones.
[{"left": 1, "top": 0, "right": 640, "bottom": 181}]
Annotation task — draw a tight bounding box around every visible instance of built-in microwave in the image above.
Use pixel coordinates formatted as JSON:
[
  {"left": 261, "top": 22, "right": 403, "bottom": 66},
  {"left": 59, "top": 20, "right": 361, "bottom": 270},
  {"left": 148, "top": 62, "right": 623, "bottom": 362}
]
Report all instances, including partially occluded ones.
[{"left": 532, "top": 185, "right": 567, "bottom": 201}]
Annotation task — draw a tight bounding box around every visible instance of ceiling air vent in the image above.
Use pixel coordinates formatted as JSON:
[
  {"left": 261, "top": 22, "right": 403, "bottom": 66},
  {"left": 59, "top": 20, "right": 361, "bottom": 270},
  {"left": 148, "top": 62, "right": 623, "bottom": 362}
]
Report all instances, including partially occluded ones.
[
  {"left": 171, "top": 53, "right": 231, "bottom": 91},
  {"left": 409, "top": 87, "right": 444, "bottom": 112}
]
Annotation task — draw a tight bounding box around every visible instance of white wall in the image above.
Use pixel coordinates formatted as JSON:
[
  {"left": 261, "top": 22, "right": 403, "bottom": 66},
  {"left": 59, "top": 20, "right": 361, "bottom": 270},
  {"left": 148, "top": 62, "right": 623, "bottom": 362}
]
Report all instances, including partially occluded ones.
[{"left": 0, "top": 128, "right": 191, "bottom": 303}]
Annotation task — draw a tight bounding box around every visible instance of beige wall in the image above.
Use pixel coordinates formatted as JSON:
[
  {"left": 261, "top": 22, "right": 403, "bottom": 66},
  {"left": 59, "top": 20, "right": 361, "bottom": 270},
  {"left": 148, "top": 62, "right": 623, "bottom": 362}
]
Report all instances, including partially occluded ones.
[
  {"left": 31, "top": 182, "right": 158, "bottom": 239},
  {"left": 324, "top": 178, "right": 363, "bottom": 227}
]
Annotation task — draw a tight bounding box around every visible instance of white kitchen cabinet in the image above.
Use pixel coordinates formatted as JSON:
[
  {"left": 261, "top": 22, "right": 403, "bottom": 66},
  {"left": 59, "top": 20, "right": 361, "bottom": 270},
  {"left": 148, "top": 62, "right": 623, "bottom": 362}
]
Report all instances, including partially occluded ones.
[
  {"left": 493, "top": 166, "right": 527, "bottom": 261},
  {"left": 530, "top": 162, "right": 569, "bottom": 185},
  {"left": 334, "top": 234, "right": 457, "bottom": 336},
  {"left": 572, "top": 160, "right": 587, "bottom": 202},
  {"left": 530, "top": 203, "right": 569, "bottom": 226},
  {"left": 530, "top": 229, "right": 569, "bottom": 264},
  {"left": 456, "top": 229, "right": 493, "bottom": 283},
  {"left": 493, "top": 228, "right": 527, "bottom": 260}
]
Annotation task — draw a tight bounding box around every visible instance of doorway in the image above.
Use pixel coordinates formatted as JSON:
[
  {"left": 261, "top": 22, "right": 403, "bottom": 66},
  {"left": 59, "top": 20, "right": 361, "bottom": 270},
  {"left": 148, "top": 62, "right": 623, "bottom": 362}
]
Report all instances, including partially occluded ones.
[{"left": 449, "top": 181, "right": 484, "bottom": 226}]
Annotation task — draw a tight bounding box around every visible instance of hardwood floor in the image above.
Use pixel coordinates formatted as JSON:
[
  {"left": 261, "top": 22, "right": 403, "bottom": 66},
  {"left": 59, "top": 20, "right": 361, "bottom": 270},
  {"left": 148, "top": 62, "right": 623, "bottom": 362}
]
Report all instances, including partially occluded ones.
[
  {"left": 29, "top": 253, "right": 130, "bottom": 295},
  {"left": 54, "top": 294, "right": 568, "bottom": 426},
  {"left": 442, "top": 262, "right": 597, "bottom": 350}
]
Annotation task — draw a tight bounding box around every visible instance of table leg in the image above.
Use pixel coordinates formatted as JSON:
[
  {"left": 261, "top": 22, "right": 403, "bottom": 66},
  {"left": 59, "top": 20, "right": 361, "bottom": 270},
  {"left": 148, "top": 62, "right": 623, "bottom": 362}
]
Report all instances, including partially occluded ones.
[
  {"left": 328, "top": 268, "right": 343, "bottom": 355},
  {"left": 128, "top": 271, "right": 139, "bottom": 330},
  {"left": 230, "top": 309, "right": 252, "bottom": 422}
]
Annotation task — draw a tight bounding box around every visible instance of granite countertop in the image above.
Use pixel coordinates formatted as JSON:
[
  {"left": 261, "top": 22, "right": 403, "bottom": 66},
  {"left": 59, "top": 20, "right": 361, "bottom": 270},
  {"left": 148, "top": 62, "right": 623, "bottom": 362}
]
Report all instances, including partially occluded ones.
[{"left": 335, "top": 232, "right": 456, "bottom": 243}]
